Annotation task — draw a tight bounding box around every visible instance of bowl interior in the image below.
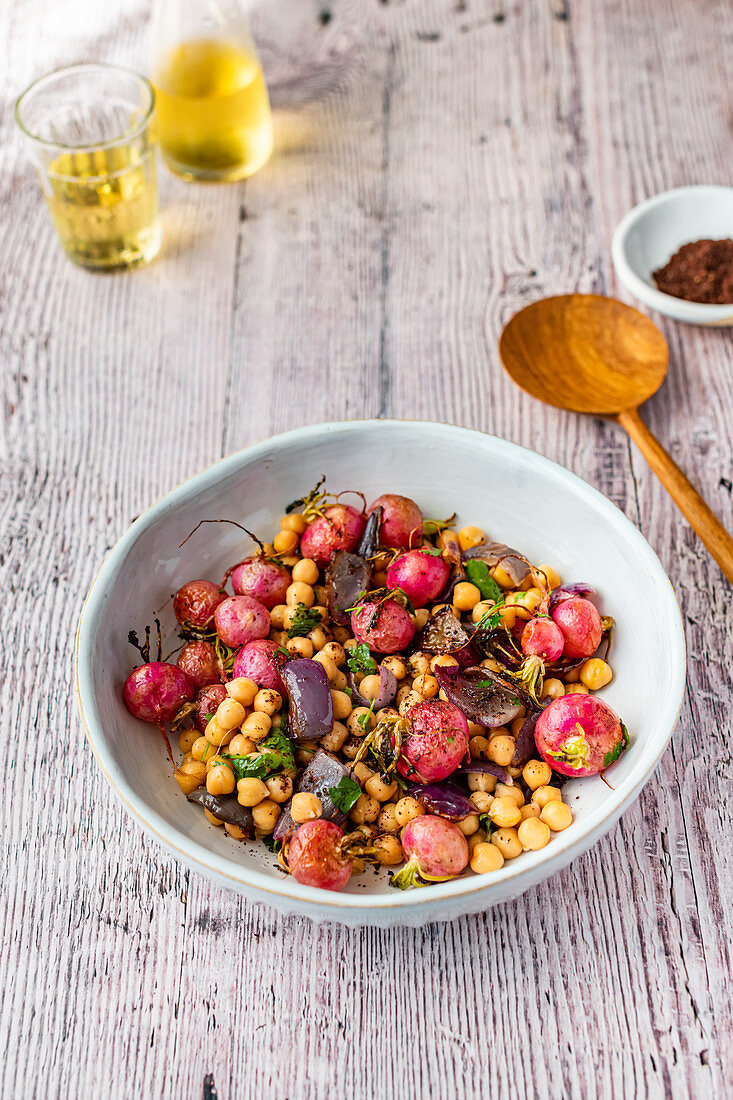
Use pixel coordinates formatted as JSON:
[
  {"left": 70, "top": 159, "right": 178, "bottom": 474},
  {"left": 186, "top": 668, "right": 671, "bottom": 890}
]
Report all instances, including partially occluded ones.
[
  {"left": 622, "top": 186, "right": 733, "bottom": 290},
  {"left": 77, "top": 421, "right": 685, "bottom": 910}
]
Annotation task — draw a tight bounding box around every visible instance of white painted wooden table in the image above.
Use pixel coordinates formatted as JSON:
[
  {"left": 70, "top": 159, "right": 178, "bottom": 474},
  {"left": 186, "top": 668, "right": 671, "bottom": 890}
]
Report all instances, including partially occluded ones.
[{"left": 2, "top": 1, "right": 732, "bottom": 1096}]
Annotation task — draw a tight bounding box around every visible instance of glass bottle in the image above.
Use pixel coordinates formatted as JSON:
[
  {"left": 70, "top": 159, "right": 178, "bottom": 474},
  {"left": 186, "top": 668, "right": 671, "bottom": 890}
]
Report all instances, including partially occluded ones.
[{"left": 150, "top": 0, "right": 273, "bottom": 182}]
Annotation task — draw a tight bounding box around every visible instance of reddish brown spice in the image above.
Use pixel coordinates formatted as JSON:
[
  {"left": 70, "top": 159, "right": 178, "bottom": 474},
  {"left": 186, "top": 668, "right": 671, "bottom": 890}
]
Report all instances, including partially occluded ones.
[{"left": 652, "top": 238, "right": 733, "bottom": 304}]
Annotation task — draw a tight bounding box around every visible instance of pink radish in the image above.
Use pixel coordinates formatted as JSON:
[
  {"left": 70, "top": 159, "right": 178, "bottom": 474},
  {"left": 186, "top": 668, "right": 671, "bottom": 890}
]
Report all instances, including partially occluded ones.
[
  {"left": 173, "top": 579, "right": 224, "bottom": 632},
  {"left": 391, "top": 815, "right": 469, "bottom": 888},
  {"left": 351, "top": 599, "right": 415, "bottom": 653},
  {"left": 123, "top": 661, "right": 194, "bottom": 724},
  {"left": 397, "top": 699, "right": 469, "bottom": 783},
  {"left": 521, "top": 617, "right": 565, "bottom": 662},
  {"left": 214, "top": 595, "right": 270, "bottom": 647},
  {"left": 230, "top": 556, "right": 291, "bottom": 609},
  {"left": 299, "top": 504, "right": 365, "bottom": 565},
  {"left": 193, "top": 683, "right": 228, "bottom": 733},
  {"left": 367, "top": 493, "right": 423, "bottom": 549},
  {"left": 232, "top": 638, "right": 285, "bottom": 692},
  {"left": 552, "top": 597, "right": 602, "bottom": 659},
  {"left": 535, "top": 694, "right": 628, "bottom": 777},
  {"left": 177, "top": 640, "right": 221, "bottom": 689},
  {"left": 288, "top": 819, "right": 353, "bottom": 891},
  {"left": 386, "top": 548, "right": 449, "bottom": 607}
]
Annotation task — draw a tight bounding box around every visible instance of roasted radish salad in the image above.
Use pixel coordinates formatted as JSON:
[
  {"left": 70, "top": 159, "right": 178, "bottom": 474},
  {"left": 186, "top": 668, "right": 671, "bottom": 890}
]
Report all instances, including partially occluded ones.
[{"left": 122, "top": 481, "right": 628, "bottom": 892}]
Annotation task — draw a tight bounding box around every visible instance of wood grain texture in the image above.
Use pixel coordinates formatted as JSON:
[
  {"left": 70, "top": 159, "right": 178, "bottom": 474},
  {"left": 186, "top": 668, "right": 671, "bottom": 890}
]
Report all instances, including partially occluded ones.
[{"left": 1, "top": 1, "right": 732, "bottom": 1098}]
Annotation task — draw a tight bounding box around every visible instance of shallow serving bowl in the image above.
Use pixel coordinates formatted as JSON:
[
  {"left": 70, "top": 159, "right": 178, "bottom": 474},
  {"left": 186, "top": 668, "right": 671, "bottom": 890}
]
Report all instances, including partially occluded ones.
[
  {"left": 612, "top": 185, "right": 733, "bottom": 326},
  {"left": 76, "top": 420, "right": 686, "bottom": 926}
]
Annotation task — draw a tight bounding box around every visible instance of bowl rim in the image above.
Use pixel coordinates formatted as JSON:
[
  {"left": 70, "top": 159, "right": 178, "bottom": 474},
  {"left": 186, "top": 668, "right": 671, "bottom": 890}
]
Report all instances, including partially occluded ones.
[
  {"left": 611, "top": 185, "right": 733, "bottom": 321},
  {"left": 75, "top": 419, "right": 687, "bottom": 912}
]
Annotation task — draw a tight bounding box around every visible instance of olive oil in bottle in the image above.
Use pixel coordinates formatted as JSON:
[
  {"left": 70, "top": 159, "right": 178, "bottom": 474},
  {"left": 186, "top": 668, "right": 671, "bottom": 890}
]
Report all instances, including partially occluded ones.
[{"left": 154, "top": 37, "right": 273, "bottom": 181}]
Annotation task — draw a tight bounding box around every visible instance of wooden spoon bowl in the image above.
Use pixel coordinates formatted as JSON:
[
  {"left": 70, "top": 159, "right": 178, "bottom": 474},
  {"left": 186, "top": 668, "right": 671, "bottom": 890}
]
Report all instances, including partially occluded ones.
[{"left": 499, "top": 294, "right": 733, "bottom": 583}]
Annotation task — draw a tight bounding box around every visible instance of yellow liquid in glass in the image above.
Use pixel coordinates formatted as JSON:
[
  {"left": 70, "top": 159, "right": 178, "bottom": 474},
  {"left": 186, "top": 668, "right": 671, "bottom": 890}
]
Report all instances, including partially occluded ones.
[
  {"left": 155, "top": 39, "right": 273, "bottom": 181},
  {"left": 46, "top": 146, "right": 161, "bottom": 269}
]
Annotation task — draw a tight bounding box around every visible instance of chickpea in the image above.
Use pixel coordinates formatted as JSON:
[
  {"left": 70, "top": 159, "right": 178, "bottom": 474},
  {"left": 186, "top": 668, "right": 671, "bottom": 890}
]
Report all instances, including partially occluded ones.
[
  {"left": 349, "top": 793, "right": 380, "bottom": 825},
  {"left": 518, "top": 818, "right": 551, "bottom": 851},
  {"left": 471, "top": 842, "right": 505, "bottom": 873},
  {"left": 332, "top": 625, "right": 351, "bottom": 644},
  {"left": 398, "top": 690, "right": 423, "bottom": 718},
  {"left": 491, "top": 565, "right": 515, "bottom": 589},
  {"left": 266, "top": 774, "right": 294, "bottom": 803},
  {"left": 395, "top": 797, "right": 424, "bottom": 827},
  {"left": 563, "top": 666, "right": 581, "bottom": 684},
  {"left": 470, "top": 791, "right": 493, "bottom": 814},
  {"left": 204, "top": 808, "right": 224, "bottom": 826},
  {"left": 320, "top": 641, "right": 346, "bottom": 667},
  {"left": 377, "top": 804, "right": 400, "bottom": 833},
  {"left": 291, "top": 556, "right": 318, "bottom": 583},
  {"left": 458, "top": 525, "right": 486, "bottom": 551},
  {"left": 295, "top": 745, "right": 318, "bottom": 767},
  {"left": 237, "top": 778, "right": 268, "bottom": 807},
  {"left": 532, "top": 785, "right": 563, "bottom": 809},
  {"left": 376, "top": 706, "right": 399, "bottom": 722},
  {"left": 396, "top": 684, "right": 414, "bottom": 704},
  {"left": 412, "top": 608, "right": 430, "bottom": 629},
  {"left": 409, "top": 651, "right": 430, "bottom": 677},
  {"left": 471, "top": 599, "right": 496, "bottom": 624},
  {"left": 216, "top": 698, "right": 246, "bottom": 731},
  {"left": 467, "top": 720, "right": 485, "bottom": 738},
  {"left": 191, "top": 736, "right": 215, "bottom": 763},
  {"left": 491, "top": 826, "right": 522, "bottom": 860},
  {"left": 488, "top": 734, "right": 516, "bottom": 767},
  {"left": 480, "top": 657, "right": 503, "bottom": 672},
  {"left": 522, "top": 759, "right": 552, "bottom": 790},
  {"left": 365, "top": 774, "right": 398, "bottom": 802},
  {"left": 178, "top": 727, "right": 199, "bottom": 753},
  {"left": 313, "top": 652, "right": 339, "bottom": 683},
  {"left": 279, "top": 555, "right": 300, "bottom": 568},
  {"left": 541, "top": 677, "right": 565, "bottom": 701},
  {"left": 495, "top": 781, "right": 524, "bottom": 807},
  {"left": 457, "top": 814, "right": 480, "bottom": 836},
  {"left": 180, "top": 751, "right": 195, "bottom": 767},
  {"left": 359, "top": 674, "right": 383, "bottom": 701},
  {"left": 227, "top": 733, "right": 256, "bottom": 757},
  {"left": 332, "top": 669, "right": 348, "bottom": 691},
  {"left": 224, "top": 823, "right": 247, "bottom": 840},
  {"left": 510, "top": 712, "right": 527, "bottom": 737},
  {"left": 252, "top": 799, "right": 281, "bottom": 831},
  {"left": 540, "top": 801, "right": 573, "bottom": 831},
  {"left": 205, "top": 718, "right": 233, "bottom": 747},
  {"left": 566, "top": 683, "right": 590, "bottom": 695},
  {"left": 453, "top": 581, "right": 482, "bottom": 611},
  {"left": 520, "top": 802, "right": 542, "bottom": 820},
  {"left": 291, "top": 792, "right": 323, "bottom": 823},
  {"left": 580, "top": 658, "right": 613, "bottom": 690},
  {"left": 373, "top": 835, "right": 404, "bottom": 866},
  {"left": 537, "top": 563, "right": 562, "bottom": 590},
  {"left": 430, "top": 654, "right": 459, "bottom": 673},
  {"left": 177, "top": 758, "right": 206, "bottom": 786},
  {"left": 270, "top": 604, "right": 287, "bottom": 628},
  {"left": 340, "top": 735, "right": 363, "bottom": 760},
  {"left": 205, "top": 752, "right": 228, "bottom": 774},
  {"left": 330, "top": 690, "right": 352, "bottom": 721},
  {"left": 352, "top": 761, "right": 374, "bottom": 784},
  {"left": 467, "top": 772, "right": 497, "bottom": 793},
  {"left": 412, "top": 673, "right": 439, "bottom": 698},
  {"left": 321, "top": 721, "right": 348, "bottom": 753},
  {"left": 281, "top": 513, "right": 308, "bottom": 535},
  {"left": 381, "top": 655, "right": 407, "bottom": 680},
  {"left": 273, "top": 529, "right": 299, "bottom": 555},
  {"left": 469, "top": 735, "right": 491, "bottom": 761},
  {"left": 284, "top": 635, "right": 312, "bottom": 659},
  {"left": 307, "top": 626, "right": 328, "bottom": 651},
  {"left": 254, "top": 689, "right": 282, "bottom": 715},
  {"left": 507, "top": 765, "right": 522, "bottom": 779},
  {"left": 243, "top": 711, "right": 271, "bottom": 741},
  {"left": 489, "top": 796, "right": 522, "bottom": 828},
  {"left": 270, "top": 630, "right": 288, "bottom": 646},
  {"left": 467, "top": 830, "right": 487, "bottom": 854},
  {"left": 206, "top": 762, "right": 235, "bottom": 796}
]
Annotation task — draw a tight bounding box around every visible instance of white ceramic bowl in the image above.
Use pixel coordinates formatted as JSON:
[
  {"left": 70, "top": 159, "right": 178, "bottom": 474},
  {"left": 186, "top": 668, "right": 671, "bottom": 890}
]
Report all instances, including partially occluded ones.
[
  {"left": 76, "top": 420, "right": 686, "bottom": 926},
  {"left": 612, "top": 185, "right": 733, "bottom": 325}
]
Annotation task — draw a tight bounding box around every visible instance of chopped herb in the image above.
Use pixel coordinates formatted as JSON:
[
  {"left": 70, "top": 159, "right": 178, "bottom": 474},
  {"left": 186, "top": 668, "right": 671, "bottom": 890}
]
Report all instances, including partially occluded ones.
[
  {"left": 328, "top": 775, "right": 363, "bottom": 815},
  {"left": 287, "top": 602, "right": 323, "bottom": 638},
  {"left": 475, "top": 596, "right": 506, "bottom": 632},
  {"left": 418, "top": 544, "right": 444, "bottom": 557},
  {"left": 225, "top": 728, "right": 295, "bottom": 780},
  {"left": 604, "top": 722, "right": 629, "bottom": 768},
  {"left": 358, "top": 699, "right": 377, "bottom": 731},
  {"left": 205, "top": 711, "right": 214, "bottom": 723},
  {"left": 262, "top": 833, "right": 282, "bottom": 853},
  {"left": 346, "top": 642, "right": 378, "bottom": 675},
  {"left": 275, "top": 644, "right": 290, "bottom": 659},
  {"left": 423, "top": 514, "right": 457, "bottom": 536},
  {"left": 465, "top": 560, "right": 502, "bottom": 603},
  {"left": 478, "top": 813, "right": 496, "bottom": 835},
  {"left": 226, "top": 754, "right": 272, "bottom": 780},
  {"left": 344, "top": 686, "right": 353, "bottom": 699},
  {"left": 260, "top": 727, "right": 296, "bottom": 772}
]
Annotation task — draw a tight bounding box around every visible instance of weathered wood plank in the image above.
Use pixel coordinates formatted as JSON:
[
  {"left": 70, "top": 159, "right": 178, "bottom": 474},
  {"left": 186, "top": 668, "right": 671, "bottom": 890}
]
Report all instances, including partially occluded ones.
[{"left": 1, "top": 0, "right": 732, "bottom": 1098}]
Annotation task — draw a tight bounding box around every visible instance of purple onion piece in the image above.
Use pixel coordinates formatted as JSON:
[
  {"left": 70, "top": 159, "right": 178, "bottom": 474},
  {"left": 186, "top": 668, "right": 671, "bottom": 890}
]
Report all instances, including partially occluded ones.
[
  {"left": 456, "top": 761, "right": 513, "bottom": 785},
  {"left": 187, "top": 790, "right": 255, "bottom": 835},
  {"left": 434, "top": 664, "right": 524, "bottom": 727},
  {"left": 419, "top": 605, "right": 472, "bottom": 654},
  {"left": 281, "top": 659, "right": 334, "bottom": 741},
  {"left": 547, "top": 582, "right": 596, "bottom": 613},
  {"left": 462, "top": 541, "right": 531, "bottom": 586},
  {"left": 325, "top": 550, "right": 372, "bottom": 626},
  {"left": 403, "top": 780, "right": 475, "bottom": 821},
  {"left": 436, "top": 561, "right": 466, "bottom": 604},
  {"left": 357, "top": 506, "right": 382, "bottom": 557},
  {"left": 512, "top": 711, "right": 539, "bottom": 768},
  {"left": 346, "top": 665, "right": 398, "bottom": 709},
  {"left": 273, "top": 749, "right": 349, "bottom": 841}
]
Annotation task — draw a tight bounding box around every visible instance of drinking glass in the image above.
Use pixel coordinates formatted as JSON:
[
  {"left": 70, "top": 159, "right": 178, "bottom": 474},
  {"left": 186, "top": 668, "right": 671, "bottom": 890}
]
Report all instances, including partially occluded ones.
[
  {"left": 15, "top": 64, "right": 162, "bottom": 270},
  {"left": 150, "top": 0, "right": 273, "bottom": 182}
]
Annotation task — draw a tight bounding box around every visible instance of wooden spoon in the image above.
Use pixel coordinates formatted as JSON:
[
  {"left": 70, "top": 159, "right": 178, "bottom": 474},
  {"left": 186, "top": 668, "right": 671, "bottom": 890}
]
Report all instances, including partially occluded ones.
[{"left": 499, "top": 293, "right": 733, "bottom": 583}]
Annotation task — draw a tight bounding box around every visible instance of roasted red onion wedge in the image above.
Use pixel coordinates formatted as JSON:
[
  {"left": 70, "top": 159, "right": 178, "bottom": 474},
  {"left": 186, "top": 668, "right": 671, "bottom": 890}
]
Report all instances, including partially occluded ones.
[
  {"left": 273, "top": 750, "right": 351, "bottom": 842},
  {"left": 281, "top": 659, "right": 334, "bottom": 741},
  {"left": 434, "top": 664, "right": 524, "bottom": 727},
  {"left": 187, "top": 789, "right": 255, "bottom": 835}
]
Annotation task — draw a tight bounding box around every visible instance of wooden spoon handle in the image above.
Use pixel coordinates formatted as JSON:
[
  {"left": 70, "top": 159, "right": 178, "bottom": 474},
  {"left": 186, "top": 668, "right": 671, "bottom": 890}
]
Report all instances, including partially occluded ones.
[{"left": 618, "top": 407, "right": 733, "bottom": 584}]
